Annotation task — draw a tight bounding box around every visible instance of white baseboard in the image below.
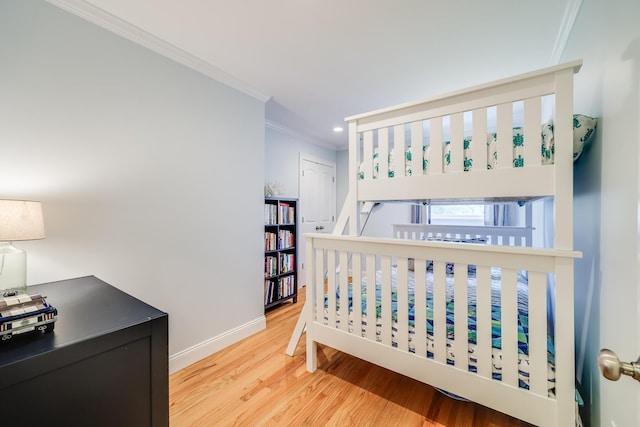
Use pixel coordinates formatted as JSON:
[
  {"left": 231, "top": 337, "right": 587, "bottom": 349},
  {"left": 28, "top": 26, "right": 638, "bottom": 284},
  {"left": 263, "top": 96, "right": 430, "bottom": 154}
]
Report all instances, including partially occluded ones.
[{"left": 169, "top": 315, "right": 266, "bottom": 374}]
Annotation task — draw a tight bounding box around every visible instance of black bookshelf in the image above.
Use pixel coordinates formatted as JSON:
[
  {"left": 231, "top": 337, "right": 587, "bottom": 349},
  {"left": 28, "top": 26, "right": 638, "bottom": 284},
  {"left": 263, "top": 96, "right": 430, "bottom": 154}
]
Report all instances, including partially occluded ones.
[{"left": 264, "top": 197, "right": 298, "bottom": 310}]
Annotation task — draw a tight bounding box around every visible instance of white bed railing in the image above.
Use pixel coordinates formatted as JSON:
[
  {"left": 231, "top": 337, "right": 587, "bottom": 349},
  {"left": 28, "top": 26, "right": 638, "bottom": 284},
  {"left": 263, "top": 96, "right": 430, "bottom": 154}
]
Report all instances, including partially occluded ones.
[{"left": 305, "top": 233, "right": 580, "bottom": 426}]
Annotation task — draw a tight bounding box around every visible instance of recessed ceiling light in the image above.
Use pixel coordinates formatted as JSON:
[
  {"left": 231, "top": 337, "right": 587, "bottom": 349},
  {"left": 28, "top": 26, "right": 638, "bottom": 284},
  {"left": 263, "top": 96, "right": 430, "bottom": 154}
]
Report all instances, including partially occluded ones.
[{"left": 333, "top": 126, "right": 343, "bottom": 133}]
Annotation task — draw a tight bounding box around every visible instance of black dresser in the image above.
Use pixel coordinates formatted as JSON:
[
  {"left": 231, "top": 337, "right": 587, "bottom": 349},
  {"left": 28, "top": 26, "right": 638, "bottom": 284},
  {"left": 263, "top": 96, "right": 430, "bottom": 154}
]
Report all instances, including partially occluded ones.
[{"left": 0, "top": 276, "right": 169, "bottom": 426}]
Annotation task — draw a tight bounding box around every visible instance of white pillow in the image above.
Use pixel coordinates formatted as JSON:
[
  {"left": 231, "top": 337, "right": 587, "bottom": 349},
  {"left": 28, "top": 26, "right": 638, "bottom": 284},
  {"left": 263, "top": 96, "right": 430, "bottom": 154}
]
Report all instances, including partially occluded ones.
[
  {"left": 572, "top": 114, "right": 598, "bottom": 161},
  {"left": 541, "top": 114, "right": 598, "bottom": 164}
]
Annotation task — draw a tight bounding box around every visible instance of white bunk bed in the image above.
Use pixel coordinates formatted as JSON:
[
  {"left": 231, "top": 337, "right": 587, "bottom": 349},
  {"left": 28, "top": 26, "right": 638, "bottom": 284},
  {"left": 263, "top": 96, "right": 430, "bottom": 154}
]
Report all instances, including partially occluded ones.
[{"left": 292, "top": 60, "right": 588, "bottom": 426}]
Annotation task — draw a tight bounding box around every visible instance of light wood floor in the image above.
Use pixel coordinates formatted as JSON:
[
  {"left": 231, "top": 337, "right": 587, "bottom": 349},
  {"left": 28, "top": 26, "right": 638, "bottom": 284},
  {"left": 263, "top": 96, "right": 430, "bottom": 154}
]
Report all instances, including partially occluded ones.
[{"left": 169, "top": 291, "right": 532, "bottom": 426}]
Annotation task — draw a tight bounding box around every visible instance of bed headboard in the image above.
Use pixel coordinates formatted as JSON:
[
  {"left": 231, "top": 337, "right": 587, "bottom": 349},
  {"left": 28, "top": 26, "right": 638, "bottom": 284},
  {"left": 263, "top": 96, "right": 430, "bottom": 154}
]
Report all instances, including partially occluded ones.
[{"left": 343, "top": 60, "right": 582, "bottom": 250}]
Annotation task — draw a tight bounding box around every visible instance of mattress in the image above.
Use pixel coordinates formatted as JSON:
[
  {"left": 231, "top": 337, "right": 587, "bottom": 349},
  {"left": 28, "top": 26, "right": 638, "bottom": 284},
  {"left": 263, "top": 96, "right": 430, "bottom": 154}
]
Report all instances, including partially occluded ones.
[{"left": 324, "top": 266, "right": 557, "bottom": 394}]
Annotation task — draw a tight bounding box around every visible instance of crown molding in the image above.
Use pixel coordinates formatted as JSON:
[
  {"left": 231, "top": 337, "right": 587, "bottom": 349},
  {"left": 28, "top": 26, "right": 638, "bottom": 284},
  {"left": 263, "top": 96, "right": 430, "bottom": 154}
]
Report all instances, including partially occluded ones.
[
  {"left": 549, "top": 0, "right": 583, "bottom": 65},
  {"left": 46, "top": 0, "right": 270, "bottom": 103}
]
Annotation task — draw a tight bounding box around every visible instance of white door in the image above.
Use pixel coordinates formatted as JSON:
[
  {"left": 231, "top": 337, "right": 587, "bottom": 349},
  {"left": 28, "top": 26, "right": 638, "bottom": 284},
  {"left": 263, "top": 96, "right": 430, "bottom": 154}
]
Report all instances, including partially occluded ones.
[{"left": 299, "top": 154, "right": 336, "bottom": 286}]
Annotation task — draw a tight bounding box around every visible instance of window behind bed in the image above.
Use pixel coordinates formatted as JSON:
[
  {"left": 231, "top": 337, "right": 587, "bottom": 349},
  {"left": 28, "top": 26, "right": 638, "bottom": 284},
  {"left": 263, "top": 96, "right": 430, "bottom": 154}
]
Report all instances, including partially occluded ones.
[{"left": 411, "top": 203, "right": 526, "bottom": 227}]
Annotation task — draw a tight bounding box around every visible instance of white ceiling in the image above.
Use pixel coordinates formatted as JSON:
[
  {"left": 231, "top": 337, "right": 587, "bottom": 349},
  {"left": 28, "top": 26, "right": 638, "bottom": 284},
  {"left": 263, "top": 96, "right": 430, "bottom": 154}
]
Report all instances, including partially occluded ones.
[{"left": 49, "top": 0, "right": 580, "bottom": 149}]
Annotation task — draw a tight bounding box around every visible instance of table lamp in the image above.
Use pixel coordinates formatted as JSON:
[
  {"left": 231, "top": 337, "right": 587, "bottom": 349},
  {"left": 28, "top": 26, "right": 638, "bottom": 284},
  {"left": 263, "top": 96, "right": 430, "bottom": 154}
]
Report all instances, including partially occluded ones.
[{"left": 0, "top": 200, "right": 45, "bottom": 295}]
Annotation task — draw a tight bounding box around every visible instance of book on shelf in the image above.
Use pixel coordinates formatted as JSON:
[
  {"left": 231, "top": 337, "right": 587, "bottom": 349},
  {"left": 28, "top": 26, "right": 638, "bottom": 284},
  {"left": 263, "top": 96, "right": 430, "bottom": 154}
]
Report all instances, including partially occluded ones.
[
  {"left": 277, "top": 229, "right": 294, "bottom": 250},
  {"left": 264, "top": 256, "right": 277, "bottom": 278},
  {"left": 264, "top": 280, "right": 275, "bottom": 305},
  {"left": 278, "top": 275, "right": 295, "bottom": 298},
  {"left": 264, "top": 275, "right": 296, "bottom": 305},
  {"left": 277, "top": 202, "right": 295, "bottom": 225},
  {"left": 264, "top": 203, "right": 277, "bottom": 225},
  {"left": 279, "top": 253, "right": 295, "bottom": 273},
  {"left": 264, "top": 231, "right": 277, "bottom": 251}
]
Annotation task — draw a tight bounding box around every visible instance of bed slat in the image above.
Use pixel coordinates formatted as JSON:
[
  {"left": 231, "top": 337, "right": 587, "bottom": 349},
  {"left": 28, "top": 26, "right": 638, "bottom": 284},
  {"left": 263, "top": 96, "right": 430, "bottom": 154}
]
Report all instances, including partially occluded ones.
[
  {"left": 453, "top": 262, "right": 469, "bottom": 371},
  {"left": 378, "top": 128, "right": 389, "bottom": 179},
  {"left": 501, "top": 268, "right": 519, "bottom": 387},
  {"left": 475, "top": 265, "right": 493, "bottom": 379},
  {"left": 449, "top": 113, "right": 464, "bottom": 173},
  {"left": 524, "top": 97, "right": 542, "bottom": 167},
  {"left": 396, "top": 257, "right": 409, "bottom": 352},
  {"left": 497, "top": 103, "right": 513, "bottom": 170},
  {"left": 528, "top": 270, "right": 547, "bottom": 396},
  {"left": 352, "top": 253, "right": 363, "bottom": 337},
  {"left": 380, "top": 255, "right": 392, "bottom": 346},
  {"left": 414, "top": 258, "right": 427, "bottom": 358},
  {"left": 394, "top": 125, "right": 405, "bottom": 180},
  {"left": 327, "top": 250, "right": 337, "bottom": 328},
  {"left": 338, "top": 251, "right": 349, "bottom": 332},
  {"left": 315, "top": 248, "right": 324, "bottom": 323},
  {"left": 410, "top": 121, "right": 423, "bottom": 176},
  {"left": 433, "top": 260, "right": 447, "bottom": 364},
  {"left": 366, "top": 253, "right": 376, "bottom": 341},
  {"left": 429, "top": 118, "right": 443, "bottom": 174},
  {"left": 363, "top": 131, "right": 374, "bottom": 180},
  {"left": 472, "top": 108, "right": 488, "bottom": 171}
]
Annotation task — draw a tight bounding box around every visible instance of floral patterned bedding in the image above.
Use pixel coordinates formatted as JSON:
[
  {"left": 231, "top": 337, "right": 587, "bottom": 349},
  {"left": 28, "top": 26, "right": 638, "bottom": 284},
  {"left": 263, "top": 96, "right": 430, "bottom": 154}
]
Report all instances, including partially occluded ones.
[{"left": 358, "top": 114, "right": 597, "bottom": 179}]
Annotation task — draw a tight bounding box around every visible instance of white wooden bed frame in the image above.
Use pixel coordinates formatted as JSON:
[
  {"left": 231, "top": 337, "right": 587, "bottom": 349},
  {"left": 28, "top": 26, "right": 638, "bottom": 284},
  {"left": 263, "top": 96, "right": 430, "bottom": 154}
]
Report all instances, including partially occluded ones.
[{"left": 287, "top": 60, "right": 583, "bottom": 426}]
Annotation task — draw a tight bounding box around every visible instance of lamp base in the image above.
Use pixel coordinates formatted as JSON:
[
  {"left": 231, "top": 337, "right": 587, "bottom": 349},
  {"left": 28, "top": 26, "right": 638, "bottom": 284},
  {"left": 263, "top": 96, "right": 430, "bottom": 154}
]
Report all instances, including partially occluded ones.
[{"left": 0, "top": 242, "right": 27, "bottom": 295}]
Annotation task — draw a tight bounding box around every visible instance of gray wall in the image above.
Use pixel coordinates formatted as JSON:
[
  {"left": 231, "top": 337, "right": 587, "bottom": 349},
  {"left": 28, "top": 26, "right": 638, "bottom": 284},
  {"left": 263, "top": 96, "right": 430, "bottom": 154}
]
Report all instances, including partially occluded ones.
[
  {"left": 265, "top": 125, "right": 337, "bottom": 199},
  {"left": 563, "top": 1, "right": 640, "bottom": 425},
  {"left": 0, "top": 0, "right": 265, "bottom": 372}
]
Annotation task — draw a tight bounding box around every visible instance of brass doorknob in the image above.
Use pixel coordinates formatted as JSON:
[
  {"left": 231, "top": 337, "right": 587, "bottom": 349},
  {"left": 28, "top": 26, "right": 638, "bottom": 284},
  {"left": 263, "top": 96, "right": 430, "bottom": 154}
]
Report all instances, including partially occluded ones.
[{"left": 598, "top": 348, "right": 640, "bottom": 382}]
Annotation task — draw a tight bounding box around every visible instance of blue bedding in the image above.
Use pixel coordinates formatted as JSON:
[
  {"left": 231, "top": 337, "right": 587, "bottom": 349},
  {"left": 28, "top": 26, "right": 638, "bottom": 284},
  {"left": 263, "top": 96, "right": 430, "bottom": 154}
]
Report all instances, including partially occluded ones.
[{"left": 325, "top": 266, "right": 556, "bottom": 392}]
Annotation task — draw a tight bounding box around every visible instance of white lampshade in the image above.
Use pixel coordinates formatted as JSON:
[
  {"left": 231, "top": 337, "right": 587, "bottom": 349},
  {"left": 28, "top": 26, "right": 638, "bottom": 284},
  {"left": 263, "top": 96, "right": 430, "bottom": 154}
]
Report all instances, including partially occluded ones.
[
  {"left": 0, "top": 200, "right": 45, "bottom": 241},
  {"left": 0, "top": 200, "right": 45, "bottom": 294}
]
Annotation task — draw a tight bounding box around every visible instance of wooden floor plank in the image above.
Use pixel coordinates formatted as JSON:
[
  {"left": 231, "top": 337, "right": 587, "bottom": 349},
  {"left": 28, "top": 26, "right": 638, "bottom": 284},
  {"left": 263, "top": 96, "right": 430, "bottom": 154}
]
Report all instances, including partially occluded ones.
[{"left": 170, "top": 290, "right": 533, "bottom": 426}]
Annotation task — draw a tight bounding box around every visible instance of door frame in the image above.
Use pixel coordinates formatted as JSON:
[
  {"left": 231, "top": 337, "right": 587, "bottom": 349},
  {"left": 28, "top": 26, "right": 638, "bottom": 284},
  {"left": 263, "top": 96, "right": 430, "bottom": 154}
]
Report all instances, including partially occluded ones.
[{"left": 298, "top": 153, "right": 336, "bottom": 286}]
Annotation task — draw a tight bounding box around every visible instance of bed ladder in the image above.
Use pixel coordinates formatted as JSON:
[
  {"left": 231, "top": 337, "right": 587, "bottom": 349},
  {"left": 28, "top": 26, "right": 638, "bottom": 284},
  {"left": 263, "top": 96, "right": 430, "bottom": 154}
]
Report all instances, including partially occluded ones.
[{"left": 285, "top": 198, "right": 376, "bottom": 356}]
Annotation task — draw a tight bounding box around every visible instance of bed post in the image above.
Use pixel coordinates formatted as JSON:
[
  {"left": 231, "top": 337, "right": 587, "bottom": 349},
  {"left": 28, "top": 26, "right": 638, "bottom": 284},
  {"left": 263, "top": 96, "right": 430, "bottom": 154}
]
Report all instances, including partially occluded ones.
[
  {"left": 552, "top": 65, "right": 578, "bottom": 426},
  {"left": 554, "top": 67, "right": 575, "bottom": 251},
  {"left": 303, "top": 236, "right": 317, "bottom": 372},
  {"left": 346, "top": 120, "right": 360, "bottom": 237}
]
